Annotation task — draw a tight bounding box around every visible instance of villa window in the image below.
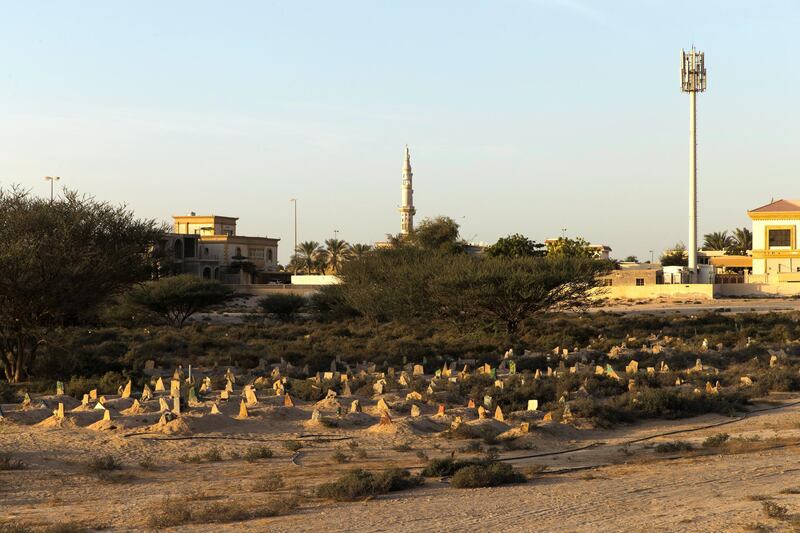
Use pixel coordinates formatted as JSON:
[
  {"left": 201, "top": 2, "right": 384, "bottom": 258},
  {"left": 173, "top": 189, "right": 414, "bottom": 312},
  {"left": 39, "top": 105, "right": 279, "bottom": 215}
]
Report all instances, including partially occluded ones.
[
  {"left": 768, "top": 229, "right": 791, "bottom": 248},
  {"left": 635, "top": 278, "right": 645, "bottom": 286}
]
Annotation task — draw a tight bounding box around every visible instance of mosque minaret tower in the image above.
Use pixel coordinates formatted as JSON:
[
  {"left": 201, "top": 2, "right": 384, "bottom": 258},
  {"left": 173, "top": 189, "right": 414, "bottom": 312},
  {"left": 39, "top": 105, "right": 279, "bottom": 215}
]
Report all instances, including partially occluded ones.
[{"left": 399, "top": 145, "right": 416, "bottom": 235}]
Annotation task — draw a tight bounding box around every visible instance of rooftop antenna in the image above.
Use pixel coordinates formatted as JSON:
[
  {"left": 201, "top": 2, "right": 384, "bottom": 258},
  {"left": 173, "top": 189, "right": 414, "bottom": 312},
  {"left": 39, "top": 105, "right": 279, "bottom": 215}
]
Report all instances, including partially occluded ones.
[{"left": 681, "top": 46, "right": 707, "bottom": 281}]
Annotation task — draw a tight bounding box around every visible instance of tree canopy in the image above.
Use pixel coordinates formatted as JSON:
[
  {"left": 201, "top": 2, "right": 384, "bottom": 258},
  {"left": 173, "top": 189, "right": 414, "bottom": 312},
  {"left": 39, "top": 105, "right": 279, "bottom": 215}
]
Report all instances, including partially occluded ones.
[
  {"left": 124, "top": 275, "right": 233, "bottom": 328},
  {"left": 485, "top": 234, "right": 546, "bottom": 258},
  {"left": 0, "top": 188, "right": 164, "bottom": 382},
  {"left": 333, "top": 247, "right": 609, "bottom": 336}
]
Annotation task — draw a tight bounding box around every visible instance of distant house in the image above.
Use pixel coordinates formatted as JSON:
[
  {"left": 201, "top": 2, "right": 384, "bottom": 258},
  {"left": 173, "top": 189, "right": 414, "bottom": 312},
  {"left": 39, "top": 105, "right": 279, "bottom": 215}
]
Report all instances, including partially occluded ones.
[
  {"left": 748, "top": 199, "right": 800, "bottom": 281},
  {"left": 160, "top": 214, "right": 280, "bottom": 283}
]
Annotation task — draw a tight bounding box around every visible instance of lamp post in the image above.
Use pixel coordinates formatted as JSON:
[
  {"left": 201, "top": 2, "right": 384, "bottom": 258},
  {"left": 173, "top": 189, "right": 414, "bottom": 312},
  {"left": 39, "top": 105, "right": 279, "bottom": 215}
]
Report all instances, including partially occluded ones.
[
  {"left": 333, "top": 229, "right": 339, "bottom": 240},
  {"left": 289, "top": 198, "right": 298, "bottom": 274},
  {"left": 681, "top": 47, "right": 707, "bottom": 280},
  {"left": 44, "top": 176, "right": 60, "bottom": 201},
  {"left": 649, "top": 250, "right": 654, "bottom": 263}
]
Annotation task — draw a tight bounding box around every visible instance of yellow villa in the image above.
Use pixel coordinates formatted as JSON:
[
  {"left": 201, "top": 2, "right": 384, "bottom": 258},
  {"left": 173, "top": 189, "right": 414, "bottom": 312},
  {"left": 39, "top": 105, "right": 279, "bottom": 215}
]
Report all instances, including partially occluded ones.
[
  {"left": 164, "top": 214, "right": 280, "bottom": 282},
  {"left": 748, "top": 199, "right": 800, "bottom": 281}
]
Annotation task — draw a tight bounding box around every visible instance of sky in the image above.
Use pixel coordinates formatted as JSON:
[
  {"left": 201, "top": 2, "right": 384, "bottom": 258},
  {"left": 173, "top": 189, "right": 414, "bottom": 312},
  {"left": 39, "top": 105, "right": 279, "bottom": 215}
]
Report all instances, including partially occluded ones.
[{"left": 1, "top": 0, "right": 799, "bottom": 264}]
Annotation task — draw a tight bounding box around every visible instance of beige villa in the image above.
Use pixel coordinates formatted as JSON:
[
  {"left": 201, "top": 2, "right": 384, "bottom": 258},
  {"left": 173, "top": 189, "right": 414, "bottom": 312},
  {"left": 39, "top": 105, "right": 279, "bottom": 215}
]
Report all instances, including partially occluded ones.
[
  {"left": 163, "top": 214, "right": 280, "bottom": 282},
  {"left": 748, "top": 199, "right": 800, "bottom": 282}
]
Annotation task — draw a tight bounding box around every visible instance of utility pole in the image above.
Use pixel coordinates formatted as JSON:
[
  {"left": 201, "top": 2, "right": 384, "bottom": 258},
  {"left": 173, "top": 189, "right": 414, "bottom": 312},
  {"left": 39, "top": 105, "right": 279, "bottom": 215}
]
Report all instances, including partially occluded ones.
[
  {"left": 44, "top": 176, "right": 60, "bottom": 201},
  {"left": 681, "top": 47, "right": 707, "bottom": 280},
  {"left": 289, "top": 198, "right": 298, "bottom": 274}
]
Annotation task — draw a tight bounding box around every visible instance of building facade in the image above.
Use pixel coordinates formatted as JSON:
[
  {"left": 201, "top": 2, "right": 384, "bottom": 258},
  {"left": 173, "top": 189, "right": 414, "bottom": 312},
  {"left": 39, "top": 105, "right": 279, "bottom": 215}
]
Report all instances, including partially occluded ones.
[
  {"left": 162, "top": 214, "right": 280, "bottom": 282},
  {"left": 748, "top": 199, "right": 800, "bottom": 280}
]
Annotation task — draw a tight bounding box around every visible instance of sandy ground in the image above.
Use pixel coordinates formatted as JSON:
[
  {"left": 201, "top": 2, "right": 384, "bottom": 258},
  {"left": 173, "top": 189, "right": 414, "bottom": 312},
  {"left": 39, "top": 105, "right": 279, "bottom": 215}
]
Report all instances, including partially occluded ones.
[
  {"left": 598, "top": 297, "right": 800, "bottom": 315},
  {"left": 3, "top": 388, "right": 800, "bottom": 532}
]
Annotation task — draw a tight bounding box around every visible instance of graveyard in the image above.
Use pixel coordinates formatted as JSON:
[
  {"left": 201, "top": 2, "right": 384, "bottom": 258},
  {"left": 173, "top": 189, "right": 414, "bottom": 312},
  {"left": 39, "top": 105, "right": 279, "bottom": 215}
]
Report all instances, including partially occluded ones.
[{"left": 3, "top": 309, "right": 800, "bottom": 531}]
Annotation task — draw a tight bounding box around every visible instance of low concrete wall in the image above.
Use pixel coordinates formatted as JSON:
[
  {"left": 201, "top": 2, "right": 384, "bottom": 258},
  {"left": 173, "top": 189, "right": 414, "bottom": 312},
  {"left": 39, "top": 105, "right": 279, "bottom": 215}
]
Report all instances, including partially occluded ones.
[
  {"left": 597, "top": 284, "right": 716, "bottom": 300},
  {"left": 291, "top": 275, "right": 340, "bottom": 285},
  {"left": 714, "top": 283, "right": 800, "bottom": 297},
  {"left": 229, "top": 284, "right": 321, "bottom": 297}
]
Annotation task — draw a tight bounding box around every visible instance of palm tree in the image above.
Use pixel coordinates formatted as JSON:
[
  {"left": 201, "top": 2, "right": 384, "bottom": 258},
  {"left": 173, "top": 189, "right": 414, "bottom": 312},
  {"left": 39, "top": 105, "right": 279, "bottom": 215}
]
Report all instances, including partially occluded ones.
[
  {"left": 703, "top": 231, "right": 733, "bottom": 251},
  {"left": 384, "top": 233, "right": 405, "bottom": 248},
  {"left": 295, "top": 241, "right": 323, "bottom": 274},
  {"left": 349, "top": 243, "right": 372, "bottom": 260},
  {"left": 730, "top": 227, "right": 752, "bottom": 255},
  {"left": 324, "top": 238, "right": 350, "bottom": 274}
]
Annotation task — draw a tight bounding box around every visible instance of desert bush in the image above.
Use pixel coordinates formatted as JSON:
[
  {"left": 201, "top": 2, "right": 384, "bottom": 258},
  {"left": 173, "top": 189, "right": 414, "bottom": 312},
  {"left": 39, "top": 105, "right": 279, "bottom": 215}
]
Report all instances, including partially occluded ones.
[
  {"left": 654, "top": 441, "right": 694, "bottom": 454},
  {"left": 252, "top": 474, "right": 284, "bottom": 492},
  {"left": 258, "top": 294, "right": 306, "bottom": 322},
  {"left": 450, "top": 462, "right": 525, "bottom": 488},
  {"left": 0, "top": 453, "right": 26, "bottom": 471},
  {"left": 179, "top": 447, "right": 223, "bottom": 464},
  {"left": 282, "top": 440, "right": 302, "bottom": 452},
  {"left": 244, "top": 446, "right": 273, "bottom": 462},
  {"left": 761, "top": 500, "right": 789, "bottom": 520},
  {"left": 331, "top": 450, "right": 350, "bottom": 464},
  {"left": 393, "top": 443, "right": 413, "bottom": 452},
  {"left": 147, "top": 496, "right": 299, "bottom": 527},
  {"left": 316, "top": 468, "right": 422, "bottom": 501},
  {"left": 421, "top": 458, "right": 478, "bottom": 477},
  {"left": 702, "top": 433, "right": 730, "bottom": 448},
  {"left": 86, "top": 454, "right": 121, "bottom": 472}
]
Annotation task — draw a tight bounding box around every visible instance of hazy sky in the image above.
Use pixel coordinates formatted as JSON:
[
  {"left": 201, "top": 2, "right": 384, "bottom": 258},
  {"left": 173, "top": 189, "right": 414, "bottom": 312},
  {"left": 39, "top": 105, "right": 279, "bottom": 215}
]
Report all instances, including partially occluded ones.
[{"left": 2, "top": 1, "right": 799, "bottom": 263}]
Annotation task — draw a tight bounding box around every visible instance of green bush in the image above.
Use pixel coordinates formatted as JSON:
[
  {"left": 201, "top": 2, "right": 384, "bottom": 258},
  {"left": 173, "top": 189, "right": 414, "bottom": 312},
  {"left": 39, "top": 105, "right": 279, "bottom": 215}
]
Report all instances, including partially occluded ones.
[
  {"left": 450, "top": 462, "right": 525, "bottom": 488},
  {"left": 654, "top": 441, "right": 694, "bottom": 454},
  {"left": 702, "top": 433, "right": 730, "bottom": 448},
  {"left": 258, "top": 294, "right": 306, "bottom": 321},
  {"left": 421, "top": 458, "right": 477, "bottom": 477},
  {"left": 316, "top": 468, "right": 422, "bottom": 501}
]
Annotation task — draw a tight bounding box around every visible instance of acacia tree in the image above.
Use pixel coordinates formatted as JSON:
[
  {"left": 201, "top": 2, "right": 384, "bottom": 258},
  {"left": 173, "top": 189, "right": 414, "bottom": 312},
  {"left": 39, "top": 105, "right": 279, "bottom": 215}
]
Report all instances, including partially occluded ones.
[
  {"left": 124, "top": 275, "right": 233, "bottom": 328},
  {"left": 432, "top": 255, "right": 609, "bottom": 335},
  {"left": 0, "top": 188, "right": 164, "bottom": 382},
  {"left": 485, "top": 233, "right": 546, "bottom": 258},
  {"left": 334, "top": 247, "right": 608, "bottom": 336}
]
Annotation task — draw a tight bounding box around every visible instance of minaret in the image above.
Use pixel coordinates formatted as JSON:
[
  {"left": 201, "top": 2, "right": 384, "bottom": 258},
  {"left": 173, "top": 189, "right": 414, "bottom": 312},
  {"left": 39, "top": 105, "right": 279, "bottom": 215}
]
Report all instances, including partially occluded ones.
[{"left": 399, "top": 145, "right": 416, "bottom": 235}]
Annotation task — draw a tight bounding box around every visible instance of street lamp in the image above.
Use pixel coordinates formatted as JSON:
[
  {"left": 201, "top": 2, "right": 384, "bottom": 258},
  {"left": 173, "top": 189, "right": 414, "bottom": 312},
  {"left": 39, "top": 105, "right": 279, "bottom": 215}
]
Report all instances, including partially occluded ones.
[
  {"left": 334, "top": 229, "right": 339, "bottom": 240},
  {"left": 44, "top": 176, "right": 60, "bottom": 201},
  {"left": 289, "top": 198, "right": 298, "bottom": 274},
  {"left": 649, "top": 250, "right": 654, "bottom": 263}
]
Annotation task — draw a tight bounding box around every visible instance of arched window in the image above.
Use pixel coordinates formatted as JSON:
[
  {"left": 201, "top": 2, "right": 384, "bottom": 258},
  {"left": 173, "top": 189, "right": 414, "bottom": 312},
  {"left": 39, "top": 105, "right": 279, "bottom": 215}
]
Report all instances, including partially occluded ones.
[
  {"left": 213, "top": 267, "right": 220, "bottom": 280},
  {"left": 202, "top": 267, "right": 211, "bottom": 279},
  {"left": 235, "top": 247, "right": 242, "bottom": 257},
  {"left": 268, "top": 249, "right": 273, "bottom": 261}
]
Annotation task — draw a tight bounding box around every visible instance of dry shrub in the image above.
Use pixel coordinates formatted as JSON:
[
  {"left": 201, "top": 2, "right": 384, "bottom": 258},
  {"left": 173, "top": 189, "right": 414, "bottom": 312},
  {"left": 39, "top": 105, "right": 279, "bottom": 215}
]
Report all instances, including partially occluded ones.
[
  {"left": 316, "top": 468, "right": 422, "bottom": 501},
  {"left": 282, "top": 441, "right": 302, "bottom": 452},
  {"left": 0, "top": 453, "right": 26, "bottom": 471},
  {"left": 421, "top": 458, "right": 477, "bottom": 477},
  {"left": 450, "top": 462, "right": 525, "bottom": 489},
  {"left": 654, "top": 441, "right": 694, "bottom": 454},
  {"left": 330, "top": 450, "right": 350, "bottom": 464},
  {"left": 252, "top": 474, "right": 284, "bottom": 492},
  {"left": 147, "top": 496, "right": 299, "bottom": 527},
  {"left": 702, "top": 433, "right": 730, "bottom": 448},
  {"left": 179, "top": 447, "right": 223, "bottom": 464},
  {"left": 244, "top": 446, "right": 273, "bottom": 462},
  {"left": 761, "top": 500, "right": 789, "bottom": 520},
  {"left": 86, "top": 454, "right": 121, "bottom": 472}
]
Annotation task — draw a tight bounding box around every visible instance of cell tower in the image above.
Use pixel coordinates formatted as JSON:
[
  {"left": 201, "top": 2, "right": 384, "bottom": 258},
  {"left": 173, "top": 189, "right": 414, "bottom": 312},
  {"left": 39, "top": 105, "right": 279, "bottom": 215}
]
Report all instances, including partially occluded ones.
[{"left": 680, "top": 47, "right": 707, "bottom": 279}]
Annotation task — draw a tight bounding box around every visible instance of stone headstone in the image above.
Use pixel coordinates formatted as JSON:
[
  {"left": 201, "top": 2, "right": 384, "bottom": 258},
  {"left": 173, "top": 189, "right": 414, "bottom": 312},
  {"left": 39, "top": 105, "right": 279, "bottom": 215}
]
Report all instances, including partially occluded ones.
[
  {"left": 121, "top": 380, "right": 132, "bottom": 399},
  {"left": 494, "top": 406, "right": 504, "bottom": 422},
  {"left": 284, "top": 393, "right": 295, "bottom": 407},
  {"left": 436, "top": 404, "right": 446, "bottom": 416},
  {"left": 56, "top": 381, "right": 64, "bottom": 396},
  {"left": 210, "top": 403, "right": 221, "bottom": 415},
  {"left": 527, "top": 399, "right": 538, "bottom": 411},
  {"left": 238, "top": 400, "right": 249, "bottom": 418},
  {"left": 349, "top": 400, "right": 361, "bottom": 413},
  {"left": 413, "top": 364, "right": 424, "bottom": 376},
  {"left": 158, "top": 397, "right": 170, "bottom": 412},
  {"left": 154, "top": 378, "right": 165, "bottom": 392},
  {"left": 410, "top": 404, "right": 421, "bottom": 417},
  {"left": 142, "top": 384, "right": 152, "bottom": 402}
]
